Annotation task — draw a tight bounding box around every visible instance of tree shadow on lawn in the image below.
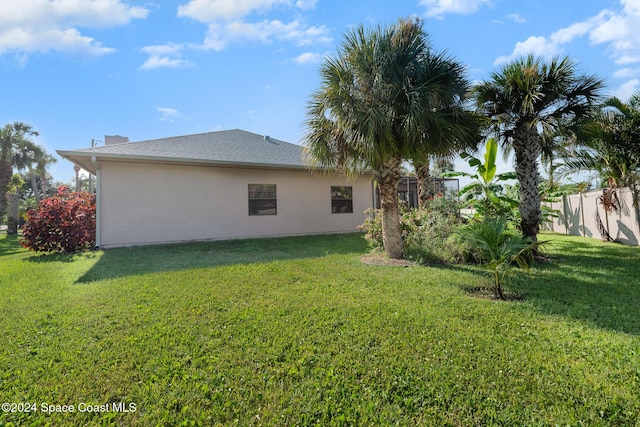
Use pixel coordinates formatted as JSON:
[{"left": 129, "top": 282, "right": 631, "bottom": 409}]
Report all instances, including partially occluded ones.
[
  {"left": 523, "top": 238, "right": 640, "bottom": 336},
  {"left": 69, "top": 233, "right": 368, "bottom": 284},
  {"left": 0, "top": 232, "right": 27, "bottom": 257},
  {"left": 452, "top": 237, "right": 640, "bottom": 336}
]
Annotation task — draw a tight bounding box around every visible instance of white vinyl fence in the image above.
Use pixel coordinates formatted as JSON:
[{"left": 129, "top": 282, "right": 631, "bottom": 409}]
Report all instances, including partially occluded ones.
[{"left": 543, "top": 187, "right": 640, "bottom": 246}]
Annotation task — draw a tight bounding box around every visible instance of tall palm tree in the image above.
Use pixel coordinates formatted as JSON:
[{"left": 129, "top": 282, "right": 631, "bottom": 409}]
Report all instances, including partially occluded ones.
[
  {"left": 6, "top": 174, "right": 25, "bottom": 235},
  {"left": 0, "top": 122, "right": 39, "bottom": 221},
  {"left": 36, "top": 152, "right": 57, "bottom": 200},
  {"left": 305, "top": 18, "right": 479, "bottom": 258},
  {"left": 13, "top": 138, "right": 47, "bottom": 205},
  {"left": 474, "top": 55, "right": 604, "bottom": 243}
]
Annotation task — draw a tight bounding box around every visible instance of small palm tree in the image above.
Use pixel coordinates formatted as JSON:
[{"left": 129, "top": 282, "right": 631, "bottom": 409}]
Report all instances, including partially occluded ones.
[
  {"left": 457, "top": 219, "right": 537, "bottom": 300},
  {"left": 474, "top": 55, "right": 604, "bottom": 245},
  {"left": 305, "top": 18, "right": 479, "bottom": 258}
]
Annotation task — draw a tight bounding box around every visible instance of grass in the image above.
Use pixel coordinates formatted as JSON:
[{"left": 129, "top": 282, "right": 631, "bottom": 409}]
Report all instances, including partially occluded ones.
[{"left": 1, "top": 232, "right": 639, "bottom": 426}]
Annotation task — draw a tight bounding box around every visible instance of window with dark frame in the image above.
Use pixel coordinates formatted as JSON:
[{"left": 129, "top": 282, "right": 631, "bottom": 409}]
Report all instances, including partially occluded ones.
[
  {"left": 331, "top": 186, "right": 353, "bottom": 214},
  {"left": 248, "top": 184, "right": 277, "bottom": 216}
]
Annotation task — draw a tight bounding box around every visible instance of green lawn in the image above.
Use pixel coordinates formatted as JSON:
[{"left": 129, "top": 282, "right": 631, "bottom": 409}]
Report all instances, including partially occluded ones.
[{"left": 1, "top": 232, "right": 639, "bottom": 426}]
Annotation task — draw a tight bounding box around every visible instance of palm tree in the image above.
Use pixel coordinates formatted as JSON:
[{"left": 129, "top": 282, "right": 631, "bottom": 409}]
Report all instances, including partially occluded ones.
[
  {"left": 304, "top": 18, "right": 479, "bottom": 258},
  {"left": 6, "top": 174, "right": 25, "bottom": 235},
  {"left": 456, "top": 218, "right": 537, "bottom": 300},
  {"left": 561, "top": 93, "right": 640, "bottom": 188},
  {"left": 474, "top": 55, "right": 604, "bottom": 244},
  {"left": 13, "top": 138, "right": 47, "bottom": 206},
  {"left": 0, "top": 122, "right": 39, "bottom": 221},
  {"left": 36, "top": 152, "right": 57, "bottom": 200}
]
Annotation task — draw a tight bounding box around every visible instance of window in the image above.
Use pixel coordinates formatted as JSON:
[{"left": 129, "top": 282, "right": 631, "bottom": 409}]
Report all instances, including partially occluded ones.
[
  {"left": 248, "top": 184, "right": 277, "bottom": 216},
  {"left": 331, "top": 186, "right": 353, "bottom": 214}
]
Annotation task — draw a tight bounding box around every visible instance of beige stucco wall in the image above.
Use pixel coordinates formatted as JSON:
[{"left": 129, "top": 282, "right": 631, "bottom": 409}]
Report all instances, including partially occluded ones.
[
  {"left": 97, "top": 160, "right": 373, "bottom": 248},
  {"left": 543, "top": 187, "right": 640, "bottom": 246}
]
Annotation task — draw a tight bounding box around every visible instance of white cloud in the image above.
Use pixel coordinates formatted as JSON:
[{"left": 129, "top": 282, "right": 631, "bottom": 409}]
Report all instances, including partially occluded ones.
[
  {"left": 0, "top": 0, "right": 148, "bottom": 57},
  {"left": 613, "top": 78, "right": 640, "bottom": 100},
  {"left": 0, "top": 27, "right": 115, "bottom": 56},
  {"left": 588, "top": 6, "right": 640, "bottom": 66},
  {"left": 494, "top": 36, "right": 559, "bottom": 65},
  {"left": 156, "top": 107, "right": 184, "bottom": 122},
  {"left": 494, "top": 2, "right": 640, "bottom": 75},
  {"left": 141, "top": 43, "right": 186, "bottom": 56},
  {"left": 507, "top": 13, "right": 526, "bottom": 24},
  {"left": 178, "top": 0, "right": 289, "bottom": 22},
  {"left": 174, "top": 0, "right": 330, "bottom": 57},
  {"left": 292, "top": 51, "right": 326, "bottom": 64},
  {"left": 420, "top": 0, "right": 491, "bottom": 18},
  {"left": 139, "top": 43, "right": 194, "bottom": 70},
  {"left": 202, "top": 19, "right": 330, "bottom": 51},
  {"left": 295, "top": 0, "right": 317, "bottom": 9},
  {"left": 550, "top": 16, "right": 603, "bottom": 45},
  {"left": 617, "top": 55, "right": 640, "bottom": 64},
  {"left": 589, "top": 15, "right": 630, "bottom": 46},
  {"left": 623, "top": 0, "right": 640, "bottom": 14},
  {"left": 613, "top": 67, "right": 640, "bottom": 78},
  {"left": 140, "top": 55, "right": 193, "bottom": 71}
]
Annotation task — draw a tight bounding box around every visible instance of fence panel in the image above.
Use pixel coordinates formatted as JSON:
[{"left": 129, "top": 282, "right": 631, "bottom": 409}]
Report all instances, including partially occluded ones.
[
  {"left": 581, "top": 191, "right": 600, "bottom": 239},
  {"left": 609, "top": 188, "right": 640, "bottom": 245},
  {"left": 543, "top": 187, "right": 640, "bottom": 246}
]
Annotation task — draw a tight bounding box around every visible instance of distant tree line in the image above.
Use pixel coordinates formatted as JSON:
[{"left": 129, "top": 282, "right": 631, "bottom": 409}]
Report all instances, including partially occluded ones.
[{"left": 1, "top": 122, "right": 58, "bottom": 234}]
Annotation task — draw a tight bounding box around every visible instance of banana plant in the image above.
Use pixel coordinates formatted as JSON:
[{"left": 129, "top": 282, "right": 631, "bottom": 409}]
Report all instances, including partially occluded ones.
[{"left": 446, "top": 138, "right": 519, "bottom": 221}]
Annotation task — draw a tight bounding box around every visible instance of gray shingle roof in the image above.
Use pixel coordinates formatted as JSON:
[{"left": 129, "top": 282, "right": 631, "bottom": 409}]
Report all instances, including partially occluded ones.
[{"left": 58, "top": 129, "right": 309, "bottom": 171}]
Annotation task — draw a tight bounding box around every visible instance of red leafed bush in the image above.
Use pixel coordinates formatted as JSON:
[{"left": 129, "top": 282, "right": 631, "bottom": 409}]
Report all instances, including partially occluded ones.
[{"left": 21, "top": 185, "right": 96, "bottom": 253}]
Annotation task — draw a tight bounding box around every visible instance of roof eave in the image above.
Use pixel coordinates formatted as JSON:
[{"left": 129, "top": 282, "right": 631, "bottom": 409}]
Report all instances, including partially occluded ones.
[{"left": 57, "top": 150, "right": 331, "bottom": 173}]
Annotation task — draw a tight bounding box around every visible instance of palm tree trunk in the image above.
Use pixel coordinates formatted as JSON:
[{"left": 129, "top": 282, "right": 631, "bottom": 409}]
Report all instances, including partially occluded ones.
[
  {"left": 514, "top": 127, "right": 542, "bottom": 244},
  {"left": 377, "top": 157, "right": 403, "bottom": 259},
  {"left": 42, "top": 176, "right": 49, "bottom": 199},
  {"left": 414, "top": 160, "right": 432, "bottom": 208},
  {"left": 30, "top": 169, "right": 40, "bottom": 206},
  {"left": 6, "top": 192, "right": 20, "bottom": 235},
  {"left": 0, "top": 160, "right": 11, "bottom": 220},
  {"left": 39, "top": 169, "right": 49, "bottom": 200}
]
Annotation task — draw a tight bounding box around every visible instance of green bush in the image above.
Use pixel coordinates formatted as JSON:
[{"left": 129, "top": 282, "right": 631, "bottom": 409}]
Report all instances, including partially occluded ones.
[
  {"left": 359, "top": 195, "right": 470, "bottom": 264},
  {"left": 456, "top": 218, "right": 538, "bottom": 299}
]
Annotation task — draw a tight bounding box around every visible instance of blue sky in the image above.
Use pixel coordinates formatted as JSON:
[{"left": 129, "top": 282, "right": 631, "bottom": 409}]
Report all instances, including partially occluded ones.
[{"left": 1, "top": 0, "right": 639, "bottom": 184}]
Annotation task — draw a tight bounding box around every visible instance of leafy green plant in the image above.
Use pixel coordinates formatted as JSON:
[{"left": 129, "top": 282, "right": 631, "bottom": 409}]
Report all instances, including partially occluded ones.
[
  {"left": 358, "top": 208, "right": 384, "bottom": 249},
  {"left": 456, "top": 218, "right": 538, "bottom": 299},
  {"left": 359, "top": 195, "right": 468, "bottom": 264},
  {"left": 447, "top": 138, "right": 519, "bottom": 221},
  {"left": 400, "top": 203, "right": 469, "bottom": 264}
]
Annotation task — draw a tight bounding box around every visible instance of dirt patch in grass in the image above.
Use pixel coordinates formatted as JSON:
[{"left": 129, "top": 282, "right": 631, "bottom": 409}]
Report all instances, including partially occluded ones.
[
  {"left": 360, "top": 253, "right": 417, "bottom": 267},
  {"left": 465, "top": 286, "right": 525, "bottom": 301}
]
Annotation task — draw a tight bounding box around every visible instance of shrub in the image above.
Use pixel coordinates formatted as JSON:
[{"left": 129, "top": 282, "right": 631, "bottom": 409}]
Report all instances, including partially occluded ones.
[
  {"left": 358, "top": 208, "right": 384, "bottom": 249},
  {"left": 21, "top": 186, "right": 96, "bottom": 253},
  {"left": 456, "top": 218, "right": 538, "bottom": 299},
  {"left": 358, "top": 195, "right": 469, "bottom": 264}
]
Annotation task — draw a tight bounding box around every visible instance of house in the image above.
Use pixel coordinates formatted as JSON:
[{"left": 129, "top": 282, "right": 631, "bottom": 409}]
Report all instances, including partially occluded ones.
[{"left": 57, "top": 129, "right": 374, "bottom": 248}]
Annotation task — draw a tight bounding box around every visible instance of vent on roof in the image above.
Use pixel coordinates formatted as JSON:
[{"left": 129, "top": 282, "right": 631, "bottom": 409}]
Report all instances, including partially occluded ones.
[
  {"left": 264, "top": 135, "right": 270, "bottom": 140},
  {"left": 105, "top": 135, "right": 130, "bottom": 145}
]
